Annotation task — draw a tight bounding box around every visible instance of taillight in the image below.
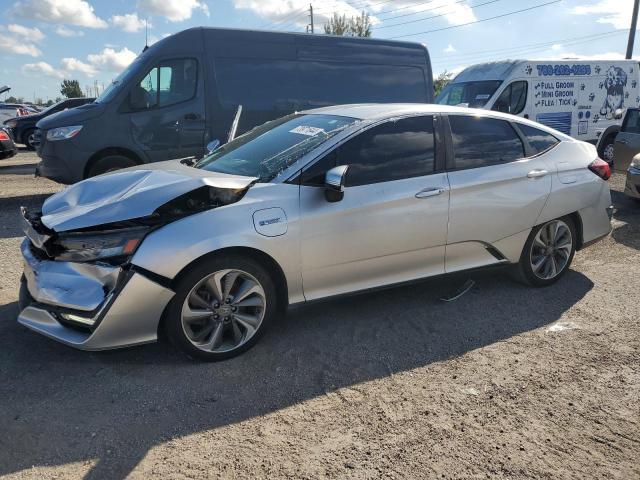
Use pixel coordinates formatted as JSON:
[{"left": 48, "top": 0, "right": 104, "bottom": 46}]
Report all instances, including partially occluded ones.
[
  {"left": 0, "top": 131, "right": 9, "bottom": 141},
  {"left": 588, "top": 158, "right": 611, "bottom": 181}
]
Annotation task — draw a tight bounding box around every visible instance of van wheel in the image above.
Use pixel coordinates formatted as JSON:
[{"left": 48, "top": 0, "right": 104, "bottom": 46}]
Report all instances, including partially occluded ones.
[
  {"left": 516, "top": 217, "right": 576, "bottom": 287},
  {"left": 24, "top": 129, "right": 36, "bottom": 150},
  {"left": 87, "top": 155, "right": 137, "bottom": 178},
  {"left": 164, "top": 255, "right": 278, "bottom": 361}
]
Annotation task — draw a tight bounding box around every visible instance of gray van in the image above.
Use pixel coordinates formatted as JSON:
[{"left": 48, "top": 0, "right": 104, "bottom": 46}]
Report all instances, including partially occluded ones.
[{"left": 35, "top": 27, "right": 434, "bottom": 184}]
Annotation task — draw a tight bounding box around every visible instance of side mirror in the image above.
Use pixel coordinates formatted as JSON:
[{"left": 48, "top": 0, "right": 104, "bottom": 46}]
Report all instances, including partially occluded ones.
[
  {"left": 614, "top": 108, "right": 624, "bottom": 120},
  {"left": 206, "top": 139, "right": 220, "bottom": 154},
  {"left": 324, "top": 165, "right": 348, "bottom": 203}
]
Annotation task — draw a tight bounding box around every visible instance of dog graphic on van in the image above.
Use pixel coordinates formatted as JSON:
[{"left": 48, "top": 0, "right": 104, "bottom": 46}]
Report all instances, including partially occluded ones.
[{"left": 600, "top": 66, "right": 628, "bottom": 118}]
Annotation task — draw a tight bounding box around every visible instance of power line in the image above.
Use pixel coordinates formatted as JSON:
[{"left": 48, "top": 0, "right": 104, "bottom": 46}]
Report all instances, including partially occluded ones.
[
  {"left": 430, "top": 30, "right": 626, "bottom": 67},
  {"left": 388, "top": 0, "right": 563, "bottom": 39},
  {"left": 376, "top": 0, "right": 502, "bottom": 30},
  {"left": 259, "top": 5, "right": 310, "bottom": 29}
]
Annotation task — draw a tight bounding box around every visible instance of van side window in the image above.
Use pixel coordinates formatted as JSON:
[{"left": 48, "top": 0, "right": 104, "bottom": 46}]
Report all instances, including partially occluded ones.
[
  {"left": 130, "top": 58, "right": 197, "bottom": 110},
  {"left": 301, "top": 116, "right": 435, "bottom": 187},
  {"left": 517, "top": 123, "right": 559, "bottom": 155},
  {"left": 492, "top": 81, "right": 527, "bottom": 115},
  {"left": 622, "top": 109, "right": 640, "bottom": 134},
  {"left": 449, "top": 116, "right": 524, "bottom": 169}
]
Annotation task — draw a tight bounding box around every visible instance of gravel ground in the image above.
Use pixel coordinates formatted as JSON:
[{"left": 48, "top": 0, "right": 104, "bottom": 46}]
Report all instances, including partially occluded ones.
[{"left": 0, "top": 150, "right": 638, "bottom": 480}]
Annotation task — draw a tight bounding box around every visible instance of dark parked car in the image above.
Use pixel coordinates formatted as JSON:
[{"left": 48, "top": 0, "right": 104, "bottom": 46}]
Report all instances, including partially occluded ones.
[
  {"left": 4, "top": 97, "right": 94, "bottom": 150},
  {"left": 34, "top": 27, "right": 434, "bottom": 184},
  {"left": 0, "top": 126, "right": 17, "bottom": 159}
]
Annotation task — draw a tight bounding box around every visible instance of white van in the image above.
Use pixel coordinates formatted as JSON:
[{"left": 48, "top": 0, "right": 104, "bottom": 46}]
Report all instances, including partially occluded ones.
[{"left": 436, "top": 60, "right": 640, "bottom": 163}]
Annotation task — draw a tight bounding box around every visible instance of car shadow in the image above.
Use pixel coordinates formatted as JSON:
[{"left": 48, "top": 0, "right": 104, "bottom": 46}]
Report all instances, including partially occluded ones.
[
  {"left": 611, "top": 190, "right": 640, "bottom": 250},
  {"left": 0, "top": 268, "right": 594, "bottom": 479},
  {"left": 0, "top": 161, "right": 36, "bottom": 176}
]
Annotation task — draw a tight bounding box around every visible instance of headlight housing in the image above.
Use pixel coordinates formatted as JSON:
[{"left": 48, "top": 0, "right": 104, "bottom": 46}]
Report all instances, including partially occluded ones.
[
  {"left": 631, "top": 154, "right": 640, "bottom": 170},
  {"left": 46, "top": 125, "right": 83, "bottom": 142},
  {"left": 54, "top": 226, "right": 149, "bottom": 262}
]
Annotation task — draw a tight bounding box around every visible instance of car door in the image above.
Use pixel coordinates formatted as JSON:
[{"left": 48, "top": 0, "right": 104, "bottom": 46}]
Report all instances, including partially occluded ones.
[
  {"left": 298, "top": 115, "right": 449, "bottom": 301},
  {"left": 612, "top": 108, "right": 640, "bottom": 172},
  {"left": 126, "top": 57, "right": 204, "bottom": 162},
  {"left": 444, "top": 114, "right": 552, "bottom": 272}
]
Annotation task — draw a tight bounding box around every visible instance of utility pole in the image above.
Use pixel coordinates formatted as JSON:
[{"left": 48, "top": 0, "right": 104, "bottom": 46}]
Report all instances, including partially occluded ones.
[
  {"left": 627, "top": 0, "right": 639, "bottom": 59},
  {"left": 309, "top": 4, "right": 314, "bottom": 34}
]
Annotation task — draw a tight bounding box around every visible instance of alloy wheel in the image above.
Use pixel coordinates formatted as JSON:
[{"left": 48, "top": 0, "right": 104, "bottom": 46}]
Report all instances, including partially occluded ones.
[
  {"left": 529, "top": 220, "right": 573, "bottom": 280},
  {"left": 603, "top": 143, "right": 614, "bottom": 163},
  {"left": 180, "top": 269, "right": 266, "bottom": 353}
]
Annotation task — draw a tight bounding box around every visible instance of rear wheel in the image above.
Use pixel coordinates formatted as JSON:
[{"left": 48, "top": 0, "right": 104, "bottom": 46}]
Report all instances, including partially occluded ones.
[
  {"left": 600, "top": 134, "right": 616, "bottom": 166},
  {"left": 87, "top": 154, "right": 137, "bottom": 178},
  {"left": 165, "top": 255, "right": 278, "bottom": 361},
  {"left": 516, "top": 217, "right": 576, "bottom": 287}
]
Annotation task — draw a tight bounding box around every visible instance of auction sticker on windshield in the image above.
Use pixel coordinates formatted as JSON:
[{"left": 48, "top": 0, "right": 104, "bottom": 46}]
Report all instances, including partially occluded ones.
[{"left": 289, "top": 126, "right": 325, "bottom": 136}]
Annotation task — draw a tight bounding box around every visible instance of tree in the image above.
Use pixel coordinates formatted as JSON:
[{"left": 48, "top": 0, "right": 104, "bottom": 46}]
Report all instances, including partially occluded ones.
[
  {"left": 434, "top": 70, "right": 454, "bottom": 97},
  {"left": 349, "top": 11, "right": 372, "bottom": 37},
  {"left": 324, "top": 13, "right": 350, "bottom": 36},
  {"left": 324, "top": 10, "right": 372, "bottom": 37},
  {"left": 60, "top": 79, "right": 84, "bottom": 98}
]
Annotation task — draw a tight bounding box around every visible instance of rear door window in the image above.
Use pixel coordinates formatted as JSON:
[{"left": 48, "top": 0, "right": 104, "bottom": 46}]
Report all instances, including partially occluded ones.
[
  {"left": 517, "top": 123, "right": 559, "bottom": 155},
  {"left": 449, "top": 115, "right": 525, "bottom": 169}
]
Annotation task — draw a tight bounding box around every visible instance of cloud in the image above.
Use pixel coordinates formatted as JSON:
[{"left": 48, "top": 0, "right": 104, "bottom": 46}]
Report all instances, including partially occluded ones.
[
  {"left": 87, "top": 47, "right": 137, "bottom": 72},
  {"left": 551, "top": 43, "right": 563, "bottom": 51},
  {"left": 571, "top": 0, "right": 635, "bottom": 30},
  {"left": 7, "top": 24, "right": 44, "bottom": 42},
  {"left": 137, "top": 0, "right": 209, "bottom": 22},
  {"left": 60, "top": 57, "right": 98, "bottom": 76},
  {"left": 444, "top": 44, "right": 456, "bottom": 54},
  {"left": 22, "top": 46, "right": 137, "bottom": 81},
  {"left": 22, "top": 61, "right": 63, "bottom": 78},
  {"left": 13, "top": 0, "right": 108, "bottom": 29},
  {"left": 111, "top": 12, "right": 149, "bottom": 33},
  {"left": 0, "top": 35, "right": 41, "bottom": 57},
  {"left": 55, "top": 26, "right": 85, "bottom": 37}
]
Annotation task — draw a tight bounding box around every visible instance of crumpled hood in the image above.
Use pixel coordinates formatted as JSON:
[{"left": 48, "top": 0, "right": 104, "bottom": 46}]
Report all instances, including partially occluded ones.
[{"left": 41, "top": 160, "right": 257, "bottom": 232}]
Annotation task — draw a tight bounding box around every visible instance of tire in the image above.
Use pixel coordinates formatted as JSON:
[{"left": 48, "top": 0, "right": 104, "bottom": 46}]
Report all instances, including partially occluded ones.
[
  {"left": 164, "top": 254, "right": 278, "bottom": 361},
  {"left": 516, "top": 216, "right": 577, "bottom": 287},
  {"left": 600, "top": 135, "right": 616, "bottom": 166},
  {"left": 23, "top": 129, "right": 36, "bottom": 150},
  {"left": 87, "top": 154, "right": 137, "bottom": 178}
]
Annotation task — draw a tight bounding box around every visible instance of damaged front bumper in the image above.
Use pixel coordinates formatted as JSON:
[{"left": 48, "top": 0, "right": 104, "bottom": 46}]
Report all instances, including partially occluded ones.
[{"left": 18, "top": 239, "right": 175, "bottom": 350}]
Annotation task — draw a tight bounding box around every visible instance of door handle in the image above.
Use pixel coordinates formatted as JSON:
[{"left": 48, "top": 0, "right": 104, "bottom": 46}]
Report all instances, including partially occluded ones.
[
  {"left": 183, "top": 113, "right": 200, "bottom": 121},
  {"left": 527, "top": 169, "right": 548, "bottom": 179},
  {"left": 415, "top": 187, "right": 444, "bottom": 198}
]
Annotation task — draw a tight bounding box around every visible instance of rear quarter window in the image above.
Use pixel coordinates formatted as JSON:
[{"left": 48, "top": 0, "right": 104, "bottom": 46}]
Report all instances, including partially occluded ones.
[{"left": 517, "top": 123, "right": 560, "bottom": 155}]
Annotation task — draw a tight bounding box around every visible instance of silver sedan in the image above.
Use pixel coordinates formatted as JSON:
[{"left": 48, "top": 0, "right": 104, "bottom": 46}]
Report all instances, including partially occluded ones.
[{"left": 18, "top": 104, "right": 613, "bottom": 360}]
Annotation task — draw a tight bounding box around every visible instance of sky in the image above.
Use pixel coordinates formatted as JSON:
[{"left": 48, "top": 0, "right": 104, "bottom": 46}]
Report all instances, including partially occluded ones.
[{"left": 0, "top": 0, "right": 637, "bottom": 102}]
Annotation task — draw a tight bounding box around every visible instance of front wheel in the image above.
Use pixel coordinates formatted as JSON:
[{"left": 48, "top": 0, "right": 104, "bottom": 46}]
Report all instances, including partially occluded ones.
[
  {"left": 516, "top": 217, "right": 576, "bottom": 287},
  {"left": 164, "top": 255, "right": 278, "bottom": 361}
]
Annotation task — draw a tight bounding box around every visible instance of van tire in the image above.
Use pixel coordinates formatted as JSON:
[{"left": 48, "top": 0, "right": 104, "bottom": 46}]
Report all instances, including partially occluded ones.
[
  {"left": 87, "top": 155, "right": 137, "bottom": 178},
  {"left": 23, "top": 129, "right": 36, "bottom": 150}
]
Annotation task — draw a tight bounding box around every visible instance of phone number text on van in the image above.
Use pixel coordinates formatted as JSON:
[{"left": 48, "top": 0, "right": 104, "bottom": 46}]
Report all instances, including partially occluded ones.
[{"left": 536, "top": 64, "right": 591, "bottom": 76}]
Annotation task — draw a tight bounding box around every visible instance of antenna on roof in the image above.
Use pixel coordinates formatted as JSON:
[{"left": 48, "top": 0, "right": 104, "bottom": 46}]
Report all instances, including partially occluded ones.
[{"left": 143, "top": 18, "right": 149, "bottom": 52}]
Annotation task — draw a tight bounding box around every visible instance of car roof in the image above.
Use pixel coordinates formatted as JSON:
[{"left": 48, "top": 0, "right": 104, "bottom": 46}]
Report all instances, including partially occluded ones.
[{"left": 303, "top": 103, "right": 575, "bottom": 141}]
